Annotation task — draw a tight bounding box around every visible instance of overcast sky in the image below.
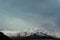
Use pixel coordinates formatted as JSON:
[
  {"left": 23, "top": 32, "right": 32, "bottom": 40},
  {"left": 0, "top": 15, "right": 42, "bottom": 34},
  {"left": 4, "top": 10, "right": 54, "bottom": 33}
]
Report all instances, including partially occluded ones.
[{"left": 0, "top": 0, "right": 60, "bottom": 36}]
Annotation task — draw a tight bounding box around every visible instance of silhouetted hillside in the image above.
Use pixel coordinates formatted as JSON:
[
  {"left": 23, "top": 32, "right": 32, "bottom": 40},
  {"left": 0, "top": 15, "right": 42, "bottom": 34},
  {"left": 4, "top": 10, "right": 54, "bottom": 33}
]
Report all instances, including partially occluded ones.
[{"left": 0, "top": 32, "right": 12, "bottom": 40}]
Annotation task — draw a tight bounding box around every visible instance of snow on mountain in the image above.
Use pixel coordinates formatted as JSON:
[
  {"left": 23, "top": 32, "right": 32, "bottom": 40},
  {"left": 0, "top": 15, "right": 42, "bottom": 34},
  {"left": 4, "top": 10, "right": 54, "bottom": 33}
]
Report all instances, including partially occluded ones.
[
  {"left": 23, "top": 27, "right": 48, "bottom": 35},
  {"left": 1, "top": 27, "right": 59, "bottom": 38}
]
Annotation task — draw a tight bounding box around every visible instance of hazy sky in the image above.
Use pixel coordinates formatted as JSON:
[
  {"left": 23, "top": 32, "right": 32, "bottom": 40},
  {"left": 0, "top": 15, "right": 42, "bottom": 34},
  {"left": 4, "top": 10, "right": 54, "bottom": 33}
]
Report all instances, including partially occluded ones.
[{"left": 0, "top": 0, "right": 60, "bottom": 36}]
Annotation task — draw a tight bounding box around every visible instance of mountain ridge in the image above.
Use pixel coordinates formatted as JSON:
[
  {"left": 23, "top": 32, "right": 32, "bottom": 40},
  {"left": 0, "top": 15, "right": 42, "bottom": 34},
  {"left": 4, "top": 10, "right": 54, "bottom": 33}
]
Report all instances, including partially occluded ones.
[{"left": 0, "top": 30, "right": 60, "bottom": 40}]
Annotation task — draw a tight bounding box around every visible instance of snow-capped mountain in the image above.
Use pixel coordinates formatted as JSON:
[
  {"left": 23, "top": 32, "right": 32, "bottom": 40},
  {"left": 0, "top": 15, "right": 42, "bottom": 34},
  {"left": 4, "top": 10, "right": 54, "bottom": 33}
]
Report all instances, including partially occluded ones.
[
  {"left": 1, "top": 27, "right": 48, "bottom": 37},
  {"left": 0, "top": 29, "right": 60, "bottom": 40},
  {"left": 0, "top": 27, "right": 60, "bottom": 40}
]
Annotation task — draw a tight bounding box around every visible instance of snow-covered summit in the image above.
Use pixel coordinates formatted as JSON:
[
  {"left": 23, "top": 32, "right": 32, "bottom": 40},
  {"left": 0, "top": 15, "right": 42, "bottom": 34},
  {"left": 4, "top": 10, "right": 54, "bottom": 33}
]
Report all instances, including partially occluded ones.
[{"left": 0, "top": 27, "right": 48, "bottom": 37}]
